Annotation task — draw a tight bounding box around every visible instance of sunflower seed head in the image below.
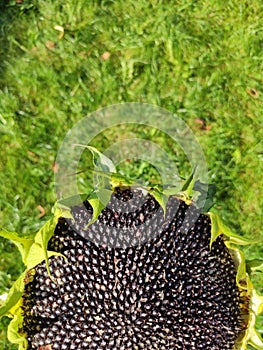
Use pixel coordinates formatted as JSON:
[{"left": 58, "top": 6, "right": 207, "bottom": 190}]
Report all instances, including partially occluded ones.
[{"left": 22, "top": 187, "right": 244, "bottom": 350}]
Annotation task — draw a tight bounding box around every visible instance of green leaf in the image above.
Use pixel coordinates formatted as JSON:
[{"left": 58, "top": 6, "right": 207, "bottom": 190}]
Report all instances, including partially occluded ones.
[
  {"left": 74, "top": 168, "right": 137, "bottom": 189},
  {"left": 180, "top": 168, "right": 196, "bottom": 197},
  {"left": 110, "top": 172, "right": 137, "bottom": 189},
  {"left": 73, "top": 144, "right": 116, "bottom": 173},
  {"left": 252, "top": 290, "right": 263, "bottom": 316},
  {"left": 194, "top": 180, "right": 216, "bottom": 211},
  {"left": 0, "top": 273, "right": 28, "bottom": 348},
  {"left": 162, "top": 183, "right": 183, "bottom": 197},
  {"left": 230, "top": 247, "right": 247, "bottom": 287},
  {"left": 0, "top": 230, "right": 34, "bottom": 265},
  {"left": 86, "top": 189, "right": 112, "bottom": 228},
  {"left": 72, "top": 144, "right": 117, "bottom": 194},
  {"left": 246, "top": 260, "right": 263, "bottom": 274},
  {"left": 0, "top": 283, "right": 28, "bottom": 349},
  {"left": 247, "top": 330, "right": 263, "bottom": 350},
  {"left": 0, "top": 272, "right": 25, "bottom": 317},
  {"left": 57, "top": 193, "right": 89, "bottom": 210},
  {"left": 28, "top": 210, "right": 66, "bottom": 274},
  {"left": 149, "top": 187, "right": 168, "bottom": 216},
  {"left": 208, "top": 212, "right": 261, "bottom": 249},
  {"left": 7, "top": 313, "right": 28, "bottom": 350}
]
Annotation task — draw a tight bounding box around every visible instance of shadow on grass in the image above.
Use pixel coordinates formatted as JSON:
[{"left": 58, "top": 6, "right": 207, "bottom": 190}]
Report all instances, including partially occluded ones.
[
  {"left": 0, "top": 0, "right": 38, "bottom": 87},
  {"left": 0, "top": 1, "right": 15, "bottom": 84}
]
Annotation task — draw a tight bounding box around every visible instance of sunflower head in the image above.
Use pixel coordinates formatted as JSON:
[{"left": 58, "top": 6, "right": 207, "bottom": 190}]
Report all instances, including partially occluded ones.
[{"left": 0, "top": 149, "right": 262, "bottom": 350}]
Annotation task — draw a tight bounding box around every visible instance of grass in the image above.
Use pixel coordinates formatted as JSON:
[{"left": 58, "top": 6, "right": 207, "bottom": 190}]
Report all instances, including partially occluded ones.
[{"left": 0, "top": 0, "right": 262, "bottom": 348}]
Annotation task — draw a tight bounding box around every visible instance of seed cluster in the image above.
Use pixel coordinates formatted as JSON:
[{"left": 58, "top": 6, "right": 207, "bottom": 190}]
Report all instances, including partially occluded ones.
[
  {"left": 22, "top": 187, "right": 243, "bottom": 350},
  {"left": 70, "top": 187, "right": 162, "bottom": 248}
]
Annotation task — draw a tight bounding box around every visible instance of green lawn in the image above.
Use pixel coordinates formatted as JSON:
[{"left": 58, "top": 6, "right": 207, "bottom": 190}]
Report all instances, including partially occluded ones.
[{"left": 0, "top": 0, "right": 262, "bottom": 348}]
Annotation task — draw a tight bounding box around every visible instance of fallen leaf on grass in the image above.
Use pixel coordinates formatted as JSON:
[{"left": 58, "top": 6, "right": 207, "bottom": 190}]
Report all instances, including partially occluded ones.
[
  {"left": 101, "top": 51, "right": 111, "bottom": 60},
  {"left": 27, "top": 151, "right": 38, "bottom": 161},
  {"left": 45, "top": 41, "right": 56, "bottom": 50},
  {"left": 54, "top": 25, "right": 64, "bottom": 39},
  {"left": 193, "top": 118, "right": 212, "bottom": 131},
  {"left": 37, "top": 205, "right": 46, "bottom": 218},
  {"left": 246, "top": 88, "right": 259, "bottom": 98},
  {"left": 52, "top": 162, "right": 59, "bottom": 173}
]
